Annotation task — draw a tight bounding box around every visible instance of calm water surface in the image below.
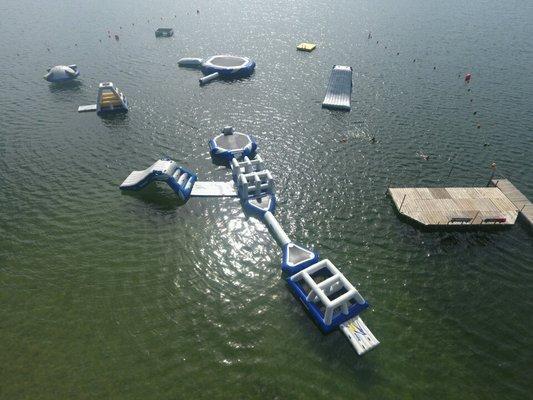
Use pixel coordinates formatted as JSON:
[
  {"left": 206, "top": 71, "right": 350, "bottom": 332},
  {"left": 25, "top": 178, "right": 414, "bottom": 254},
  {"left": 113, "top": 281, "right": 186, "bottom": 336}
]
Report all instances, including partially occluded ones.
[{"left": 0, "top": 0, "right": 532, "bottom": 399}]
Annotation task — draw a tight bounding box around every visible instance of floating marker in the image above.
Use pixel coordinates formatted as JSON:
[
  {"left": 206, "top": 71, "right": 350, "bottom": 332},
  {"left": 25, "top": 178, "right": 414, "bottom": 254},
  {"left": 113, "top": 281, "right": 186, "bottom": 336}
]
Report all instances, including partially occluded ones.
[{"left": 296, "top": 42, "right": 316, "bottom": 52}]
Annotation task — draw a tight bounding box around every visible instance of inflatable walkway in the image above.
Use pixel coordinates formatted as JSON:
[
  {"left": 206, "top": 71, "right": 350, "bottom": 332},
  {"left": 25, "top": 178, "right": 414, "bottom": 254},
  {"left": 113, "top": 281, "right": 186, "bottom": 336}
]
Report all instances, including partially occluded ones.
[
  {"left": 322, "top": 65, "right": 353, "bottom": 111},
  {"left": 118, "top": 126, "right": 379, "bottom": 356}
]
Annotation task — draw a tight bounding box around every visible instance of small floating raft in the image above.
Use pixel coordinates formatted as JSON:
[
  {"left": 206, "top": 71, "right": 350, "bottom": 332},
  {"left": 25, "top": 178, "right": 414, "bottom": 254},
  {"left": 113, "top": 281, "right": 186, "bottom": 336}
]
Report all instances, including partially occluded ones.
[
  {"left": 322, "top": 65, "right": 352, "bottom": 111},
  {"left": 297, "top": 43, "right": 316, "bottom": 52},
  {"left": 155, "top": 28, "right": 174, "bottom": 37}
]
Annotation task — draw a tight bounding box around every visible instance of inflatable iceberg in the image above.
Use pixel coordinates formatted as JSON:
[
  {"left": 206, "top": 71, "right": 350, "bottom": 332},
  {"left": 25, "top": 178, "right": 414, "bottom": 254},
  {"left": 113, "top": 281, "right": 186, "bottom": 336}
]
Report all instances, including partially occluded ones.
[{"left": 44, "top": 65, "right": 79, "bottom": 82}]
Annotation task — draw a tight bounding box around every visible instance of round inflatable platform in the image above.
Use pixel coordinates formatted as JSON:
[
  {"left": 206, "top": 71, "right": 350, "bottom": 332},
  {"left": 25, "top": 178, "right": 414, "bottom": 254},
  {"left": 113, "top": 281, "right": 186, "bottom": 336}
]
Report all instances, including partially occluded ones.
[
  {"left": 201, "top": 55, "right": 255, "bottom": 78},
  {"left": 209, "top": 126, "right": 257, "bottom": 165}
]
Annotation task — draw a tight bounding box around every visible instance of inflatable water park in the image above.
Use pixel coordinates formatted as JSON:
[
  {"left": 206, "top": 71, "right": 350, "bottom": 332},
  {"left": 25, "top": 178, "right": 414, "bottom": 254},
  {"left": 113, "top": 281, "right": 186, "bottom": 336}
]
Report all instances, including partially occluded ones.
[
  {"left": 178, "top": 55, "right": 256, "bottom": 85},
  {"left": 119, "top": 126, "right": 380, "bottom": 356}
]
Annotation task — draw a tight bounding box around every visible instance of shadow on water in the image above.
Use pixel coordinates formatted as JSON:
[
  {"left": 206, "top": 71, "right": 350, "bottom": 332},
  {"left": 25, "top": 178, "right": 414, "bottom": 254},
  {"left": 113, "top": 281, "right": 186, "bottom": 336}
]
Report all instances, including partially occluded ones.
[
  {"left": 47, "top": 80, "right": 83, "bottom": 93},
  {"left": 120, "top": 184, "right": 185, "bottom": 211},
  {"left": 283, "top": 281, "right": 381, "bottom": 386},
  {"left": 100, "top": 112, "right": 129, "bottom": 127}
]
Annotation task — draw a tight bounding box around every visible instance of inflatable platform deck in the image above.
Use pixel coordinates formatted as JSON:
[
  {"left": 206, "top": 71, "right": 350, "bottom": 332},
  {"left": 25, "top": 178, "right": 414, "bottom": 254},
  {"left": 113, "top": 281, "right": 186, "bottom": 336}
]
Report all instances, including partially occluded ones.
[{"left": 322, "top": 65, "right": 353, "bottom": 111}]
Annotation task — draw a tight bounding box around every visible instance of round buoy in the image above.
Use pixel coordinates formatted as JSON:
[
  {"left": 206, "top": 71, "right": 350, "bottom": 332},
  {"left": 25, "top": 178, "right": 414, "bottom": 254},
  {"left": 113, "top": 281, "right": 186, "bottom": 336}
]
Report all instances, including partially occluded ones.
[{"left": 465, "top": 73, "right": 472, "bottom": 82}]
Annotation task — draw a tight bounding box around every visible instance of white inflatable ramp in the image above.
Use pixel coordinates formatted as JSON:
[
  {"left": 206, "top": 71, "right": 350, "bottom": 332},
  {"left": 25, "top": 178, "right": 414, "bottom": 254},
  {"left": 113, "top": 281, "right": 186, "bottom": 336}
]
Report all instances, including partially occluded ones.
[
  {"left": 340, "top": 316, "right": 379, "bottom": 355},
  {"left": 322, "top": 65, "right": 353, "bottom": 111},
  {"left": 78, "top": 104, "right": 97, "bottom": 112},
  {"left": 190, "top": 181, "right": 237, "bottom": 197}
]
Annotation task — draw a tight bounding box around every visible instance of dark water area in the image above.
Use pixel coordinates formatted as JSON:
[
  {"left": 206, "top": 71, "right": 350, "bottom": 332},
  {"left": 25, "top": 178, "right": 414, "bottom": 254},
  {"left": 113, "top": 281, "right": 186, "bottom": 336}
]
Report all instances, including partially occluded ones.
[{"left": 0, "top": 0, "right": 532, "bottom": 398}]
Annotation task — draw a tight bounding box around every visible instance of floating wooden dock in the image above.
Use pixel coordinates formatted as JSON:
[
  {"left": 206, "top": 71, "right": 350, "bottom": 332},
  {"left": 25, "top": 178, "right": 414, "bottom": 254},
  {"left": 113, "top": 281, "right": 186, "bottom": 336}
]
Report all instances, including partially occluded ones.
[
  {"left": 491, "top": 179, "right": 533, "bottom": 228},
  {"left": 388, "top": 187, "right": 518, "bottom": 226}
]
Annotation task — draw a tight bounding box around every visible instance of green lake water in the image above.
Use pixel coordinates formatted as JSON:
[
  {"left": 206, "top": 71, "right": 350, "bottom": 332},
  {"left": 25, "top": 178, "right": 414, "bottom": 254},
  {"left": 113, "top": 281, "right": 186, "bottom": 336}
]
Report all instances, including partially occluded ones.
[{"left": 0, "top": 0, "right": 532, "bottom": 398}]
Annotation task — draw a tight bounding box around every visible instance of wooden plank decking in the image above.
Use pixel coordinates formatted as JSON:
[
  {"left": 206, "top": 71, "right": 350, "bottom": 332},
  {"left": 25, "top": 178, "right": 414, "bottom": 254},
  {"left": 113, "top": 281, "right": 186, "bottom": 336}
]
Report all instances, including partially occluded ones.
[
  {"left": 491, "top": 179, "right": 533, "bottom": 227},
  {"left": 388, "top": 187, "right": 518, "bottom": 226}
]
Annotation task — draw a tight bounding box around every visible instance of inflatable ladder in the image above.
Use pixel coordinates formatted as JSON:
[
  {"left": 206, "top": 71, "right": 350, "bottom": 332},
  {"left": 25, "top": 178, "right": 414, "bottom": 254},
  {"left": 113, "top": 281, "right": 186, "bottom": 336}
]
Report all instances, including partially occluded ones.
[{"left": 96, "top": 82, "right": 128, "bottom": 114}]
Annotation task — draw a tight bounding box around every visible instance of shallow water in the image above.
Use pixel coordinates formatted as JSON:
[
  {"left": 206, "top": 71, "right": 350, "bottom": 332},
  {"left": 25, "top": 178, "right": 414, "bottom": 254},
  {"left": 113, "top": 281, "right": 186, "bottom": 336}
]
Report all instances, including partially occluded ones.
[{"left": 0, "top": 0, "right": 532, "bottom": 399}]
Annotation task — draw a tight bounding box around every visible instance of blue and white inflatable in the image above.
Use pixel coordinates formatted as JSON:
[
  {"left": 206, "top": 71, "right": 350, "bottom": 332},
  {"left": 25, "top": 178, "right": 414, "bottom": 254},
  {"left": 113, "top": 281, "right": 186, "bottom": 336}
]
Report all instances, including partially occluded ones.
[
  {"left": 178, "top": 55, "right": 255, "bottom": 85},
  {"left": 119, "top": 157, "right": 197, "bottom": 202},
  {"left": 287, "top": 259, "right": 369, "bottom": 333},
  {"left": 209, "top": 126, "right": 257, "bottom": 166},
  {"left": 44, "top": 65, "right": 79, "bottom": 82},
  {"left": 118, "top": 127, "right": 379, "bottom": 356}
]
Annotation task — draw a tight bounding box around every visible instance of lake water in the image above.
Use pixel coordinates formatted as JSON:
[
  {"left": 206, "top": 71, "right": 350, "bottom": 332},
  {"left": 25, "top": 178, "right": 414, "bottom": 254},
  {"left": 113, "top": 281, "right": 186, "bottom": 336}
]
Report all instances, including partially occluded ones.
[{"left": 1, "top": 0, "right": 532, "bottom": 398}]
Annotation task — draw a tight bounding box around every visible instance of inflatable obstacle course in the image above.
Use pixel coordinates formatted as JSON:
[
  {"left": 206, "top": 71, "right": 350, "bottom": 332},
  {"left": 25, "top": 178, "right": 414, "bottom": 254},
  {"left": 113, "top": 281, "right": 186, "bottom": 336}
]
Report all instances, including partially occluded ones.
[
  {"left": 119, "top": 127, "right": 378, "bottom": 356},
  {"left": 178, "top": 55, "right": 256, "bottom": 85},
  {"left": 322, "top": 65, "right": 353, "bottom": 111},
  {"left": 78, "top": 82, "right": 128, "bottom": 115},
  {"left": 44, "top": 64, "right": 79, "bottom": 82}
]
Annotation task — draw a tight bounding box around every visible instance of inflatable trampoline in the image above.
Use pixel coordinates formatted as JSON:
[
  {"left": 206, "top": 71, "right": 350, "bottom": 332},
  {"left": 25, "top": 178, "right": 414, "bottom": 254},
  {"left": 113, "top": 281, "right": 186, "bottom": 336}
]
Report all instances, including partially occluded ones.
[
  {"left": 178, "top": 55, "right": 255, "bottom": 85},
  {"left": 44, "top": 65, "right": 79, "bottom": 82},
  {"left": 209, "top": 126, "right": 257, "bottom": 165}
]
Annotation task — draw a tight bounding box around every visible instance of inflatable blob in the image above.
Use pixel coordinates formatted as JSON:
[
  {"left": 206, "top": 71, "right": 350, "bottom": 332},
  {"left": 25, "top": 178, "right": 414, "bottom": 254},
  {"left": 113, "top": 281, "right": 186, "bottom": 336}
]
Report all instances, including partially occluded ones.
[{"left": 44, "top": 65, "right": 79, "bottom": 82}]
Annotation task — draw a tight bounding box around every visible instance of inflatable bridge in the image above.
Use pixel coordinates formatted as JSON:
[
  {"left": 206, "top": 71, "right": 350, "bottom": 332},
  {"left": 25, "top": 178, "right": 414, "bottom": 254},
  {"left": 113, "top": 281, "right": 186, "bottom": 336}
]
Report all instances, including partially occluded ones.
[{"left": 119, "top": 126, "right": 379, "bottom": 356}]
